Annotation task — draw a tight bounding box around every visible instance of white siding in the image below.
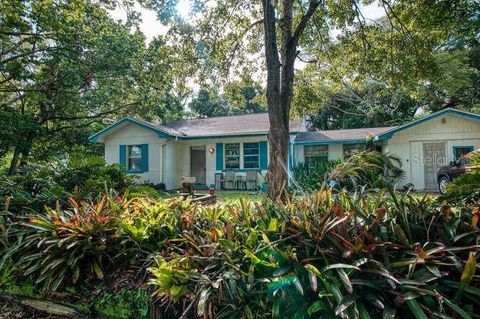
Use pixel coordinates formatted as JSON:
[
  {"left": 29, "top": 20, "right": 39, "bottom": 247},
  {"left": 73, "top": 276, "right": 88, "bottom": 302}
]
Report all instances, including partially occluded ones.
[
  {"left": 104, "top": 123, "right": 167, "bottom": 184},
  {"left": 328, "top": 144, "right": 343, "bottom": 161},
  {"left": 169, "top": 136, "right": 269, "bottom": 189},
  {"left": 102, "top": 124, "right": 270, "bottom": 190},
  {"left": 386, "top": 114, "right": 480, "bottom": 190}
]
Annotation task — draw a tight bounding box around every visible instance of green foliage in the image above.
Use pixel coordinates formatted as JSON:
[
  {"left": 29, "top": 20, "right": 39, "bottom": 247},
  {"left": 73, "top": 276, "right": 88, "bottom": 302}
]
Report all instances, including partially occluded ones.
[
  {"left": 0, "top": 109, "right": 41, "bottom": 156},
  {"left": 0, "top": 0, "right": 183, "bottom": 167},
  {"left": 123, "top": 184, "right": 164, "bottom": 200},
  {"left": 292, "top": 160, "right": 341, "bottom": 191},
  {"left": 0, "top": 155, "right": 133, "bottom": 213},
  {"left": 296, "top": 82, "right": 418, "bottom": 130},
  {"left": 93, "top": 288, "right": 149, "bottom": 319},
  {"left": 189, "top": 77, "right": 266, "bottom": 118},
  {"left": 5, "top": 197, "right": 124, "bottom": 292},
  {"left": 1, "top": 186, "right": 479, "bottom": 317},
  {"left": 144, "top": 188, "right": 479, "bottom": 318},
  {"left": 293, "top": 0, "right": 479, "bottom": 122},
  {"left": 329, "top": 151, "right": 404, "bottom": 190},
  {"left": 443, "top": 153, "right": 480, "bottom": 205}
]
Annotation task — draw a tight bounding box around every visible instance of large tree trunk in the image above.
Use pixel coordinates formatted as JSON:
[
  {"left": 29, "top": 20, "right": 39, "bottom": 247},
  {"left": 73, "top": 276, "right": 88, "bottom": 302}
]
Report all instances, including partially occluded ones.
[
  {"left": 263, "top": 0, "right": 297, "bottom": 200},
  {"left": 262, "top": 0, "right": 320, "bottom": 200},
  {"left": 263, "top": 0, "right": 284, "bottom": 200}
]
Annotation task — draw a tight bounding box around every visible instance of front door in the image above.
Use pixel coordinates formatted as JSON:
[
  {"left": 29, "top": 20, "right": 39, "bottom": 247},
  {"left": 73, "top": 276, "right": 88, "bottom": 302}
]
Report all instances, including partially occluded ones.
[
  {"left": 423, "top": 142, "right": 446, "bottom": 190},
  {"left": 190, "top": 146, "right": 206, "bottom": 184}
]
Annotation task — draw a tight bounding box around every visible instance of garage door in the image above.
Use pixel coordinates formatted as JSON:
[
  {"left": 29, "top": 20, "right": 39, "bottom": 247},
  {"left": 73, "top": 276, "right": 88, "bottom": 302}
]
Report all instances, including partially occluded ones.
[{"left": 423, "top": 142, "right": 446, "bottom": 190}]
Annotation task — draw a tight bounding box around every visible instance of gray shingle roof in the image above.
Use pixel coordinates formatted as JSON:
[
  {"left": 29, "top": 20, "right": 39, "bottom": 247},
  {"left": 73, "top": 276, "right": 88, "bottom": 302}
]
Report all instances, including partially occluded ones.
[
  {"left": 131, "top": 117, "right": 185, "bottom": 137},
  {"left": 164, "top": 113, "right": 302, "bottom": 137},
  {"left": 295, "top": 126, "right": 395, "bottom": 143}
]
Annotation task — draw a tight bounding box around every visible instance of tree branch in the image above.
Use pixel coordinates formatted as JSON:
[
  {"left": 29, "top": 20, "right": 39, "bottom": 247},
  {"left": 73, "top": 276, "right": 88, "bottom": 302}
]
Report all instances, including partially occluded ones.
[{"left": 291, "top": 0, "right": 321, "bottom": 44}]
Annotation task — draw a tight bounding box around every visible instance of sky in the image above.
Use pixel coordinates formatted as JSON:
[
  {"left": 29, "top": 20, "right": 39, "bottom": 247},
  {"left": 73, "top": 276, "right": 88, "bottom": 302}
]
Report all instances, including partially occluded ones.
[{"left": 110, "top": 1, "right": 387, "bottom": 43}]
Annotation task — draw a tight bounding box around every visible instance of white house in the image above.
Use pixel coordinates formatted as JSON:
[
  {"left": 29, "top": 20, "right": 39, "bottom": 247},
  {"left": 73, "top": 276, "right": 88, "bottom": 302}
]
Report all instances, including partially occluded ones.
[{"left": 89, "top": 108, "right": 480, "bottom": 191}]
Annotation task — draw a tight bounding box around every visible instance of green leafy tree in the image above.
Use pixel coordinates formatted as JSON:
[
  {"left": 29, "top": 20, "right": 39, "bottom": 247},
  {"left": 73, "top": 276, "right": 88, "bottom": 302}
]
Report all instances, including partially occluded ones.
[
  {"left": 189, "top": 88, "right": 227, "bottom": 117},
  {"left": 189, "top": 76, "right": 266, "bottom": 117},
  {"left": 294, "top": 0, "right": 479, "bottom": 121},
  {"left": 0, "top": 0, "right": 181, "bottom": 172}
]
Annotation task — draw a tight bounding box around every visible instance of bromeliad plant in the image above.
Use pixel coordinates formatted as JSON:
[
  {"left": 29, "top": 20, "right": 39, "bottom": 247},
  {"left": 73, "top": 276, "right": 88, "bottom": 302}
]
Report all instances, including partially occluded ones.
[
  {"left": 6, "top": 197, "right": 125, "bottom": 292},
  {"left": 2, "top": 185, "right": 479, "bottom": 318},
  {"left": 147, "top": 187, "right": 480, "bottom": 319}
]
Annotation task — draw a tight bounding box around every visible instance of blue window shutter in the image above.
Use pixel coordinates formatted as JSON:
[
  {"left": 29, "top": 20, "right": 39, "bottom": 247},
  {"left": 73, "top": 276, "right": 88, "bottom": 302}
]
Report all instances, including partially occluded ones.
[
  {"left": 119, "top": 145, "right": 126, "bottom": 168},
  {"left": 141, "top": 144, "right": 149, "bottom": 172},
  {"left": 216, "top": 143, "right": 223, "bottom": 170},
  {"left": 259, "top": 141, "right": 268, "bottom": 170}
]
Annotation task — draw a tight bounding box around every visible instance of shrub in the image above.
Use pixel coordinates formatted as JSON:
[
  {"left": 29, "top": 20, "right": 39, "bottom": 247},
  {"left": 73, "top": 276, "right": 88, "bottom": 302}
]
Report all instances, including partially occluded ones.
[
  {"left": 0, "top": 155, "right": 134, "bottom": 213},
  {"left": 2, "top": 186, "right": 479, "bottom": 318},
  {"left": 93, "top": 288, "right": 149, "bottom": 319},
  {"left": 1, "top": 195, "right": 200, "bottom": 293},
  {"left": 292, "top": 160, "right": 340, "bottom": 191},
  {"left": 329, "top": 151, "right": 404, "bottom": 190},
  {"left": 5, "top": 197, "right": 125, "bottom": 292},
  {"left": 147, "top": 188, "right": 479, "bottom": 319}
]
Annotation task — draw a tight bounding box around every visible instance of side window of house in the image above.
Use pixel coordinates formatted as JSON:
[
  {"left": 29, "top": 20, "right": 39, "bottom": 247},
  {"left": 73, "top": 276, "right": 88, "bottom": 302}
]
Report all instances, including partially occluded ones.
[
  {"left": 453, "top": 146, "right": 473, "bottom": 161},
  {"left": 244, "top": 142, "right": 260, "bottom": 169},
  {"left": 343, "top": 143, "right": 364, "bottom": 159},
  {"left": 225, "top": 143, "right": 240, "bottom": 169},
  {"left": 304, "top": 145, "right": 328, "bottom": 169},
  {"left": 128, "top": 145, "right": 142, "bottom": 171}
]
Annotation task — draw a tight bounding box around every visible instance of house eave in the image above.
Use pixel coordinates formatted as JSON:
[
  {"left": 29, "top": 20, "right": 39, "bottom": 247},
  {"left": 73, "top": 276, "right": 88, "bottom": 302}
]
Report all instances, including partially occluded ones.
[
  {"left": 294, "top": 139, "right": 367, "bottom": 146},
  {"left": 373, "top": 108, "right": 480, "bottom": 142},
  {"left": 88, "top": 117, "right": 177, "bottom": 143}
]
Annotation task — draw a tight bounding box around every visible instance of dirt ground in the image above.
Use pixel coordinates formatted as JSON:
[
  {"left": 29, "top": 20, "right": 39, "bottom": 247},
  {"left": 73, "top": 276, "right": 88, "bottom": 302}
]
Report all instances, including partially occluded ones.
[{"left": 0, "top": 298, "right": 73, "bottom": 319}]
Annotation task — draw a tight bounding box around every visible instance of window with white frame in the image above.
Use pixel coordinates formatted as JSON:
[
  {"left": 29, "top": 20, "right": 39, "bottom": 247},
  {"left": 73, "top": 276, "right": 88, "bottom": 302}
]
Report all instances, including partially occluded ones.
[
  {"left": 128, "top": 145, "right": 142, "bottom": 171},
  {"left": 304, "top": 145, "right": 328, "bottom": 169},
  {"left": 225, "top": 143, "right": 240, "bottom": 169},
  {"left": 243, "top": 142, "right": 260, "bottom": 169}
]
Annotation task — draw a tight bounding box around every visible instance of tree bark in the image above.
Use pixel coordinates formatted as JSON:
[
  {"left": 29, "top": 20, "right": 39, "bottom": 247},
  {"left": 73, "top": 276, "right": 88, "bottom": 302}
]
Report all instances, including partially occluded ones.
[
  {"left": 8, "top": 146, "right": 21, "bottom": 175},
  {"left": 262, "top": 0, "right": 286, "bottom": 200},
  {"left": 262, "top": 0, "right": 320, "bottom": 200}
]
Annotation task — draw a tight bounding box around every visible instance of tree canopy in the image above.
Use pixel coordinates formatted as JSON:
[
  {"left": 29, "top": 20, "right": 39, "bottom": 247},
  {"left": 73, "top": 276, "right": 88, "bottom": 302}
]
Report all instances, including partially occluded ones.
[{"left": 0, "top": 0, "right": 183, "bottom": 172}]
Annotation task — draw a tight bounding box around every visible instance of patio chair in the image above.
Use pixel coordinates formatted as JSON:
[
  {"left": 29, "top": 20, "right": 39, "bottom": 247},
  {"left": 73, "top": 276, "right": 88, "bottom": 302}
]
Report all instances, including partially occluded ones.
[
  {"left": 245, "top": 171, "right": 258, "bottom": 191},
  {"left": 220, "top": 171, "right": 235, "bottom": 190}
]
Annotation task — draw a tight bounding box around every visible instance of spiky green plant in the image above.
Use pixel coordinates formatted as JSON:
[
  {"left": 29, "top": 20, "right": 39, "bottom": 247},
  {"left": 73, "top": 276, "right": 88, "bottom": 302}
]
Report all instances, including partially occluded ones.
[
  {"left": 145, "top": 187, "right": 479, "bottom": 319},
  {"left": 5, "top": 197, "right": 125, "bottom": 292},
  {"left": 292, "top": 160, "right": 341, "bottom": 191},
  {"left": 442, "top": 152, "right": 480, "bottom": 205},
  {"left": 329, "top": 151, "right": 404, "bottom": 190}
]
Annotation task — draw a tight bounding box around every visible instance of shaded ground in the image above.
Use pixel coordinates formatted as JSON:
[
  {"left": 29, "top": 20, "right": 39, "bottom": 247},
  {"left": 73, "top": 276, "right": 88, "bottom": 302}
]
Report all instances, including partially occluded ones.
[{"left": 0, "top": 298, "right": 72, "bottom": 319}]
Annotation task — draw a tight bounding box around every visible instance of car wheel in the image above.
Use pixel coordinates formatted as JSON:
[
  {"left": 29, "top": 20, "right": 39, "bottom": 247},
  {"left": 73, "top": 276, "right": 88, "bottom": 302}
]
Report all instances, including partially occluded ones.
[{"left": 438, "top": 176, "right": 450, "bottom": 194}]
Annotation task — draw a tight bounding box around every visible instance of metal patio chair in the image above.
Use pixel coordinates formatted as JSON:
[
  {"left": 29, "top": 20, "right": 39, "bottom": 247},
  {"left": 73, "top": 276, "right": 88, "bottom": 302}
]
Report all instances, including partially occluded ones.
[
  {"left": 245, "top": 171, "right": 258, "bottom": 191},
  {"left": 220, "top": 171, "right": 236, "bottom": 190}
]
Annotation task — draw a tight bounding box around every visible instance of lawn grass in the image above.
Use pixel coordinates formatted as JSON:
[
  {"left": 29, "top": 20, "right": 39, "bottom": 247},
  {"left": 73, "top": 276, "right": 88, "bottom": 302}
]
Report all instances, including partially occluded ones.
[
  {"left": 215, "top": 191, "right": 265, "bottom": 202},
  {"left": 156, "top": 189, "right": 438, "bottom": 204},
  {"left": 155, "top": 190, "right": 265, "bottom": 203}
]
